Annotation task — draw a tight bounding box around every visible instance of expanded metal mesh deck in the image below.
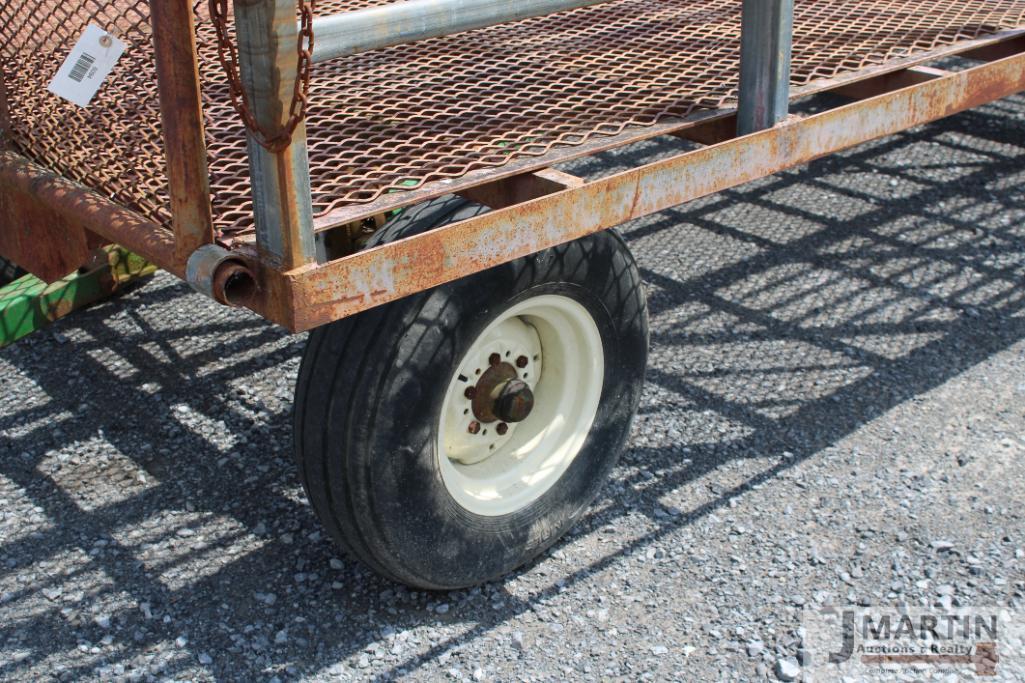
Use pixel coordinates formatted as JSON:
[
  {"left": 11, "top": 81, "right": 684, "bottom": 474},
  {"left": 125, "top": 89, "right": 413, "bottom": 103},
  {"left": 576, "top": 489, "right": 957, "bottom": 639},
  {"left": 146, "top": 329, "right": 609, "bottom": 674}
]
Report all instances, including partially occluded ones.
[{"left": 2, "top": 1, "right": 1025, "bottom": 240}]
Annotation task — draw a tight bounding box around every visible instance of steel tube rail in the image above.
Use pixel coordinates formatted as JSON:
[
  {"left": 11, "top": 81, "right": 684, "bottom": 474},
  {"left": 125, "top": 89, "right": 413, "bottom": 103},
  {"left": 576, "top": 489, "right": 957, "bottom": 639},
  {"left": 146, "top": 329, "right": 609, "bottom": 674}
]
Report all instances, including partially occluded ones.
[
  {"left": 737, "top": 0, "right": 794, "bottom": 135},
  {"left": 0, "top": 62, "right": 11, "bottom": 151},
  {"left": 234, "top": 0, "right": 318, "bottom": 270},
  {"left": 151, "top": 0, "right": 216, "bottom": 264},
  {"left": 311, "top": 0, "right": 617, "bottom": 63}
]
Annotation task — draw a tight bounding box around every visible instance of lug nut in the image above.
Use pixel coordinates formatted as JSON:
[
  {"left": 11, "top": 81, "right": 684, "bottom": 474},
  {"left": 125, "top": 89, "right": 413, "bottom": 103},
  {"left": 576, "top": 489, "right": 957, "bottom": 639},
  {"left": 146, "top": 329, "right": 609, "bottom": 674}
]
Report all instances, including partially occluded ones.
[
  {"left": 516, "top": 355, "right": 529, "bottom": 368},
  {"left": 464, "top": 386, "right": 476, "bottom": 400},
  {"left": 468, "top": 421, "right": 481, "bottom": 435},
  {"left": 489, "top": 352, "right": 502, "bottom": 366},
  {"left": 497, "top": 423, "right": 509, "bottom": 435}
]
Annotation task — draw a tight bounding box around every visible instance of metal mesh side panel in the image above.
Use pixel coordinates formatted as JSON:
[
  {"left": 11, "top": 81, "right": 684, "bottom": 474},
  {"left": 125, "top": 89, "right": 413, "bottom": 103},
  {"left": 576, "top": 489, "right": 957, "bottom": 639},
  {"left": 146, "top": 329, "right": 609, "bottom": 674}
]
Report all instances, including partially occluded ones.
[
  {"left": 290, "top": 0, "right": 1025, "bottom": 223},
  {"left": 3, "top": 1, "right": 1025, "bottom": 240},
  {"left": 0, "top": 1, "right": 170, "bottom": 230}
]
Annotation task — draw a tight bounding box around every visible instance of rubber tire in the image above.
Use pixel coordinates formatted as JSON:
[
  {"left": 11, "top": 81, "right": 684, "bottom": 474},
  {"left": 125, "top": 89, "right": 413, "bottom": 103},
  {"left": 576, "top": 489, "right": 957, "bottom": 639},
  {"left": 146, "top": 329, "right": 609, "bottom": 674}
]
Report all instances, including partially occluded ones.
[
  {"left": 0, "top": 257, "right": 24, "bottom": 287},
  {"left": 294, "top": 197, "right": 649, "bottom": 589}
]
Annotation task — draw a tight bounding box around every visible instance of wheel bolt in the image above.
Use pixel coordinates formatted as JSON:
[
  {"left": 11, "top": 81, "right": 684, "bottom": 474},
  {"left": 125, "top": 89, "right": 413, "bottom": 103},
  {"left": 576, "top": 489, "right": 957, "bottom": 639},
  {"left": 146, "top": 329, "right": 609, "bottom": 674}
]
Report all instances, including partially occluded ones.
[
  {"left": 497, "top": 423, "right": 509, "bottom": 435},
  {"left": 516, "top": 355, "right": 529, "bottom": 368},
  {"left": 468, "top": 421, "right": 481, "bottom": 435},
  {"left": 464, "top": 386, "right": 476, "bottom": 400},
  {"left": 489, "top": 353, "right": 502, "bottom": 366}
]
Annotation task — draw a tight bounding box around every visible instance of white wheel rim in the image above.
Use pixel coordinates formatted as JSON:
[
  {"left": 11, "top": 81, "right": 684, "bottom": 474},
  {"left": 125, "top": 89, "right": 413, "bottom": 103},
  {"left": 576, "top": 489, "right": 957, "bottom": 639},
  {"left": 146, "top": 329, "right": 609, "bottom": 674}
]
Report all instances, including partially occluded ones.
[{"left": 438, "top": 294, "right": 605, "bottom": 517}]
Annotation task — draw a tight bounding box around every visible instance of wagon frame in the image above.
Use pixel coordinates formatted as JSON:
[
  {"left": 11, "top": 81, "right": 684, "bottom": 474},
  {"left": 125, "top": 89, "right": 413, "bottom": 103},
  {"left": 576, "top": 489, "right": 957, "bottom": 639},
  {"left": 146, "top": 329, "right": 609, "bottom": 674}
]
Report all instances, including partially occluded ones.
[
  {"left": 0, "top": 0, "right": 1021, "bottom": 330},
  {"left": 2, "top": 0, "right": 1024, "bottom": 587}
]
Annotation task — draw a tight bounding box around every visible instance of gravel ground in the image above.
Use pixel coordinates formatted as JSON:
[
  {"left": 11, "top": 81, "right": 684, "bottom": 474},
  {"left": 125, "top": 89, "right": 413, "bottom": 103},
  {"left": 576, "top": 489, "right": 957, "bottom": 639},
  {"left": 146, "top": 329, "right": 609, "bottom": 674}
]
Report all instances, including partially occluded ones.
[{"left": 3, "top": 91, "right": 1025, "bottom": 682}]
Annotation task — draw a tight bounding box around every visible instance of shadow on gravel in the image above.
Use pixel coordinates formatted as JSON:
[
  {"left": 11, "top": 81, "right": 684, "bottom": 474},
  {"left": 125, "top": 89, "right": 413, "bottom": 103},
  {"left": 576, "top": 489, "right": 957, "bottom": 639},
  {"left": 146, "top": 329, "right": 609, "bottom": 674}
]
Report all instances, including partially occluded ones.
[{"left": 1, "top": 100, "right": 1024, "bottom": 680}]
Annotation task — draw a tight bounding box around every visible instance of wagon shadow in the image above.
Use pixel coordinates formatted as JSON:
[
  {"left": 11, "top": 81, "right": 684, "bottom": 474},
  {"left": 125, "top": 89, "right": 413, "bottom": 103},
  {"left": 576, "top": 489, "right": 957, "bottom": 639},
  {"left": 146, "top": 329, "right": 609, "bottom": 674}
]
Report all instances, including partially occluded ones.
[{"left": 1, "top": 101, "right": 1024, "bottom": 680}]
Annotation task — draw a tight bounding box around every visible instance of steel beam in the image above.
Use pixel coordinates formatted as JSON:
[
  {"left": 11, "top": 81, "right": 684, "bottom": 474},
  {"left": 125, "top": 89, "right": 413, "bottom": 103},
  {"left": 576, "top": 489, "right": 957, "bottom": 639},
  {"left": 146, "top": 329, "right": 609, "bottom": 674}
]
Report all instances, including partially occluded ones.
[
  {"left": 737, "top": 0, "right": 793, "bottom": 135},
  {"left": 258, "top": 50, "right": 1025, "bottom": 331},
  {"left": 151, "top": 0, "right": 216, "bottom": 263},
  {"left": 312, "top": 0, "right": 616, "bottom": 63},
  {"left": 831, "top": 66, "right": 948, "bottom": 101},
  {"left": 234, "top": 0, "right": 317, "bottom": 270},
  {"left": 458, "top": 168, "right": 584, "bottom": 209},
  {"left": 961, "top": 34, "right": 1025, "bottom": 62},
  {"left": 0, "top": 151, "right": 181, "bottom": 278}
]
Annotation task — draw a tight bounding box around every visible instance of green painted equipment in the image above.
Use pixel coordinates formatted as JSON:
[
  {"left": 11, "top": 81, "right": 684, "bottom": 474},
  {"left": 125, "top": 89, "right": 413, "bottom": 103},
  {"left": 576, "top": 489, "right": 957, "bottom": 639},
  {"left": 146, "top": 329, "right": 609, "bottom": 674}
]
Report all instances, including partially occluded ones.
[{"left": 0, "top": 247, "right": 156, "bottom": 349}]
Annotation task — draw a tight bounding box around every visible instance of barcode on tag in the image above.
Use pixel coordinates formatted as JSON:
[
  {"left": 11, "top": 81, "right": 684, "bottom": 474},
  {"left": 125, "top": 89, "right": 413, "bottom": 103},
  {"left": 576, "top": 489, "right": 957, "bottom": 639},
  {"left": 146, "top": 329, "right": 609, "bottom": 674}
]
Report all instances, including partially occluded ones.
[
  {"left": 47, "top": 25, "right": 126, "bottom": 108},
  {"left": 68, "top": 53, "right": 97, "bottom": 83}
]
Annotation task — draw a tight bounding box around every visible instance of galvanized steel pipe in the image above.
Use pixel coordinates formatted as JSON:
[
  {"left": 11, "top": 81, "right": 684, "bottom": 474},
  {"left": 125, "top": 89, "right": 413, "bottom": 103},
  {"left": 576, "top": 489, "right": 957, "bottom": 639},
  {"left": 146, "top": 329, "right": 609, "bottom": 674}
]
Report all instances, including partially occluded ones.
[
  {"left": 737, "top": 0, "right": 794, "bottom": 135},
  {"left": 311, "top": 0, "right": 617, "bottom": 62}
]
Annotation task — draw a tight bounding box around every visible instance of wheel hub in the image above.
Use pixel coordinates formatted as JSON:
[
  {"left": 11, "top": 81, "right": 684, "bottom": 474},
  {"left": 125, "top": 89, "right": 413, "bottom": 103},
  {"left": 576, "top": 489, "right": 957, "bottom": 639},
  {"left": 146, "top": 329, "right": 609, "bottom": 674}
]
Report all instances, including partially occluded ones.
[
  {"left": 470, "top": 360, "right": 535, "bottom": 424},
  {"left": 437, "top": 295, "right": 604, "bottom": 516},
  {"left": 494, "top": 379, "right": 534, "bottom": 423}
]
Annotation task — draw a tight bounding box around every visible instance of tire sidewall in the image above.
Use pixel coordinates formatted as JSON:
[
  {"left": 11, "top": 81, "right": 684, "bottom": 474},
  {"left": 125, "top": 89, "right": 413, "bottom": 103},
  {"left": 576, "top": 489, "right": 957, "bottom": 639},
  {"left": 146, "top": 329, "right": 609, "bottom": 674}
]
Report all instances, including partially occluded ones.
[{"left": 352, "top": 233, "right": 647, "bottom": 588}]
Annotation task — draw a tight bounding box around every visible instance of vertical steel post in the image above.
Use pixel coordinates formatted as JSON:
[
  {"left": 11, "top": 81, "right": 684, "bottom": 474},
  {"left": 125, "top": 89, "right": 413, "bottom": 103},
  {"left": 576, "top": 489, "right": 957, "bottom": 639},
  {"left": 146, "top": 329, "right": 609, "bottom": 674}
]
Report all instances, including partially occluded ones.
[
  {"left": 737, "top": 0, "right": 794, "bottom": 136},
  {"left": 233, "top": 0, "right": 317, "bottom": 270},
  {"left": 151, "top": 0, "right": 216, "bottom": 264}
]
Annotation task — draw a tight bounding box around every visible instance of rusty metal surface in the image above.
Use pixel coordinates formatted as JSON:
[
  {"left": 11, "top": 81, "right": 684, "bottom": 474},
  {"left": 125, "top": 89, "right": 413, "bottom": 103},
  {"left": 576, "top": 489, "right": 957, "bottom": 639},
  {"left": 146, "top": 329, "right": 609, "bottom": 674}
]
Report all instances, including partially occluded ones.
[
  {"left": 0, "top": 2, "right": 171, "bottom": 230},
  {"left": 0, "top": 173, "right": 94, "bottom": 283},
  {"left": 272, "top": 51, "right": 1025, "bottom": 331},
  {"left": 0, "top": 151, "right": 182, "bottom": 278},
  {"left": 2, "top": 0, "right": 1025, "bottom": 243},
  {"left": 291, "top": 0, "right": 1025, "bottom": 235},
  {"left": 310, "top": 27, "right": 1025, "bottom": 230},
  {"left": 151, "top": 0, "right": 215, "bottom": 263}
]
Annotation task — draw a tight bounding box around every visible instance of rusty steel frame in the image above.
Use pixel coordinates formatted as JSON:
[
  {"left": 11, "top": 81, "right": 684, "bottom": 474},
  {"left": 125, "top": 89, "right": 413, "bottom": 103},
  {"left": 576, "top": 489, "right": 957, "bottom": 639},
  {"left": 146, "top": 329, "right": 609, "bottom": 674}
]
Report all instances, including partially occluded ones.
[
  {"left": 261, "top": 47, "right": 1025, "bottom": 331},
  {"left": 0, "top": 151, "right": 182, "bottom": 278},
  {"left": 1, "top": 4, "right": 1025, "bottom": 333},
  {"left": 151, "top": 0, "right": 216, "bottom": 264}
]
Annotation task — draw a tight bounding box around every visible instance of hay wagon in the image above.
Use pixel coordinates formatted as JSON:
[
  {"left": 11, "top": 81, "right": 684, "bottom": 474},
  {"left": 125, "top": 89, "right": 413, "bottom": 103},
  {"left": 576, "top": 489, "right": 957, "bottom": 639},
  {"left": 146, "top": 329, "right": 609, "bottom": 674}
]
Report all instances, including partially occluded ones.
[{"left": 2, "top": 0, "right": 1023, "bottom": 588}]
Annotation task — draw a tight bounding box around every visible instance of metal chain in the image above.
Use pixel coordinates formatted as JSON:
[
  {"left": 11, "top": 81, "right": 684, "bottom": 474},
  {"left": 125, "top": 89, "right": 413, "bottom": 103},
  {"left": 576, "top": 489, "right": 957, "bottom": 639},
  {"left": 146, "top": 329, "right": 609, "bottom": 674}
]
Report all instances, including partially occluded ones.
[{"left": 209, "top": 0, "right": 315, "bottom": 153}]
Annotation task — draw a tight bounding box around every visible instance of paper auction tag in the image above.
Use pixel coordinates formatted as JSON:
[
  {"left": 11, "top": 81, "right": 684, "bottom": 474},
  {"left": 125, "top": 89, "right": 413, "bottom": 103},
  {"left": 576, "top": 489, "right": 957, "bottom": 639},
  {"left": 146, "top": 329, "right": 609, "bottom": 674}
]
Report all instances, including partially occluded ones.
[{"left": 47, "top": 24, "right": 126, "bottom": 108}]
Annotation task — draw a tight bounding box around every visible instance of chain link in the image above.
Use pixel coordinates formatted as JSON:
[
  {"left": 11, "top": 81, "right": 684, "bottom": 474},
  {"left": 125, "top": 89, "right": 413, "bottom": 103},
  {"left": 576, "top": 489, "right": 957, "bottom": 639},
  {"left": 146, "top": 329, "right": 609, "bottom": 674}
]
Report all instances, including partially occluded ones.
[{"left": 209, "top": 0, "right": 315, "bottom": 153}]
